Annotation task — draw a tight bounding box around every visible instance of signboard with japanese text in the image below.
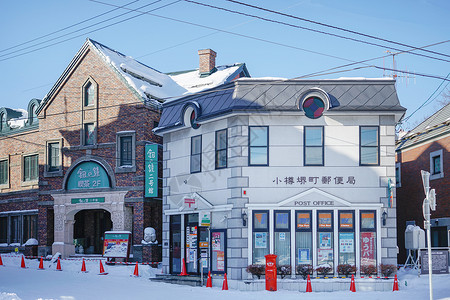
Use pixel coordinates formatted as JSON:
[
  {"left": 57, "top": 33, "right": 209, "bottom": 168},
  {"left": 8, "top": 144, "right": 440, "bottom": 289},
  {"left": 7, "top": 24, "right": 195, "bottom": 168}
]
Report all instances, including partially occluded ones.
[
  {"left": 103, "top": 231, "right": 131, "bottom": 258},
  {"left": 200, "top": 212, "right": 210, "bottom": 227},
  {"left": 71, "top": 197, "right": 105, "bottom": 204},
  {"left": 67, "top": 162, "right": 110, "bottom": 190},
  {"left": 360, "top": 232, "right": 376, "bottom": 266},
  {"left": 145, "top": 144, "right": 158, "bottom": 198},
  {"left": 339, "top": 232, "right": 354, "bottom": 253},
  {"left": 420, "top": 249, "right": 449, "bottom": 274}
]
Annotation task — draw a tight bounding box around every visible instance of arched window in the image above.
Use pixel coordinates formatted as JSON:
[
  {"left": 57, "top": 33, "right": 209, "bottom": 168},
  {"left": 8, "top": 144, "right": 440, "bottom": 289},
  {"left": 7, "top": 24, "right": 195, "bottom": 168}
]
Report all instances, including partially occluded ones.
[
  {"left": 0, "top": 113, "right": 5, "bottom": 131},
  {"left": 84, "top": 82, "right": 95, "bottom": 106},
  {"left": 29, "top": 105, "right": 38, "bottom": 125}
]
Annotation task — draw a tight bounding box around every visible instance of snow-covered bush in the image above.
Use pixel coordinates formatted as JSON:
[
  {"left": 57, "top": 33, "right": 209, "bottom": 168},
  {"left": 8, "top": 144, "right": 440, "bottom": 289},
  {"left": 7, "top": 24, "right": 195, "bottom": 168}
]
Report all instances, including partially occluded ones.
[{"left": 337, "top": 264, "right": 357, "bottom": 276}]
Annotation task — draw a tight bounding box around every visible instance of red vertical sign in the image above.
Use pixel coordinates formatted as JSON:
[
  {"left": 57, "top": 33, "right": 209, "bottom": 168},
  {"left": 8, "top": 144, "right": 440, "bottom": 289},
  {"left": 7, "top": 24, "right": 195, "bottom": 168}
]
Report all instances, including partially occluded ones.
[{"left": 360, "top": 232, "right": 376, "bottom": 266}]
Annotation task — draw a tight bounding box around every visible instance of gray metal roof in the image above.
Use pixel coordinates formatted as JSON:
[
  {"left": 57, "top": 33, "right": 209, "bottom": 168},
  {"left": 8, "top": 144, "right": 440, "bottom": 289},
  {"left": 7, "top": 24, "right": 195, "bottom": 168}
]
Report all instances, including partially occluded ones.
[
  {"left": 397, "top": 103, "right": 450, "bottom": 150},
  {"left": 156, "top": 78, "right": 405, "bottom": 132}
]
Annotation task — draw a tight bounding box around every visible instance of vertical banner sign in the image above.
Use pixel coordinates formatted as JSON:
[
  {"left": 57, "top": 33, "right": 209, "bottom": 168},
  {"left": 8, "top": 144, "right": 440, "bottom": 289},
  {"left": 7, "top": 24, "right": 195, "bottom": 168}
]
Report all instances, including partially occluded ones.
[
  {"left": 387, "top": 178, "right": 393, "bottom": 208},
  {"left": 145, "top": 144, "right": 158, "bottom": 197}
]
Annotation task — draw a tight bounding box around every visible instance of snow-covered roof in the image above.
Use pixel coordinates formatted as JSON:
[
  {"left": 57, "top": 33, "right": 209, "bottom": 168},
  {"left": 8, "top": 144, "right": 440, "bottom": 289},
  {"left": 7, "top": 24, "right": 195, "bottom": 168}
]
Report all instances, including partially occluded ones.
[{"left": 7, "top": 109, "right": 28, "bottom": 129}]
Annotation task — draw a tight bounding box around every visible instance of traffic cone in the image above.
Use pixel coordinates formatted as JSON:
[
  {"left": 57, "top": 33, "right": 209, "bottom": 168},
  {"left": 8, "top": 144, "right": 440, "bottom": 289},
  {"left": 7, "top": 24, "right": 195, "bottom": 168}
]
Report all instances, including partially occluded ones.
[
  {"left": 133, "top": 262, "right": 139, "bottom": 277},
  {"left": 179, "top": 258, "right": 188, "bottom": 276},
  {"left": 306, "top": 274, "right": 312, "bottom": 292},
  {"left": 222, "top": 273, "right": 228, "bottom": 290},
  {"left": 38, "top": 257, "right": 44, "bottom": 270},
  {"left": 393, "top": 274, "right": 399, "bottom": 291},
  {"left": 350, "top": 274, "right": 356, "bottom": 292},
  {"left": 0, "top": 254, "right": 3, "bottom": 266},
  {"left": 21, "top": 256, "right": 26, "bottom": 268},
  {"left": 81, "top": 258, "right": 87, "bottom": 272},
  {"left": 56, "top": 258, "right": 62, "bottom": 271},
  {"left": 99, "top": 260, "right": 108, "bottom": 275},
  {"left": 206, "top": 271, "right": 212, "bottom": 287}
]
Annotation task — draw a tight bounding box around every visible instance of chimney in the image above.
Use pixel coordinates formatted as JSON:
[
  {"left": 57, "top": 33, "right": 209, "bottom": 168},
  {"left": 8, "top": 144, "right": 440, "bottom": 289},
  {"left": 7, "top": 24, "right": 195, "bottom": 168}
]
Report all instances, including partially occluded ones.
[{"left": 198, "top": 49, "right": 217, "bottom": 77}]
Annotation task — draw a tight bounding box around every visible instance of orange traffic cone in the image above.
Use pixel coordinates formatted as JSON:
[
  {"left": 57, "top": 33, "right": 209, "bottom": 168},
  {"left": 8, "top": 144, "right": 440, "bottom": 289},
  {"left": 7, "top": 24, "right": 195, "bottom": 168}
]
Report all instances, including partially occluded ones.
[
  {"left": 21, "top": 256, "right": 26, "bottom": 268},
  {"left": 179, "top": 258, "right": 188, "bottom": 276},
  {"left": 56, "top": 258, "right": 62, "bottom": 271},
  {"left": 350, "top": 274, "right": 356, "bottom": 292},
  {"left": 99, "top": 260, "right": 108, "bottom": 275},
  {"left": 38, "top": 257, "right": 44, "bottom": 270},
  {"left": 206, "top": 271, "right": 212, "bottom": 287},
  {"left": 222, "top": 273, "right": 228, "bottom": 290},
  {"left": 306, "top": 274, "right": 312, "bottom": 292},
  {"left": 81, "top": 258, "right": 87, "bottom": 272},
  {"left": 133, "top": 262, "right": 139, "bottom": 277},
  {"left": 0, "top": 254, "right": 3, "bottom": 266},
  {"left": 393, "top": 274, "right": 399, "bottom": 291}
]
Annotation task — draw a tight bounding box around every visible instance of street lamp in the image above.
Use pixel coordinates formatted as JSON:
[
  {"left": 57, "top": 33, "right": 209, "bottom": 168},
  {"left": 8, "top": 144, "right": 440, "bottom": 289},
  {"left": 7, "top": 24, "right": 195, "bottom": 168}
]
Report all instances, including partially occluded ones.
[{"left": 421, "top": 170, "right": 437, "bottom": 300}]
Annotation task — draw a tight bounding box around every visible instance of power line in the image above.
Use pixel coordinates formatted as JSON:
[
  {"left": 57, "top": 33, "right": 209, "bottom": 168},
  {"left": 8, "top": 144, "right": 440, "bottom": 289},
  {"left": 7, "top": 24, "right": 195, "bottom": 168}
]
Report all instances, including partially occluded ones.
[
  {"left": 224, "top": 0, "right": 450, "bottom": 60},
  {"left": 184, "top": 0, "right": 450, "bottom": 64},
  {"left": 0, "top": 0, "right": 140, "bottom": 54}
]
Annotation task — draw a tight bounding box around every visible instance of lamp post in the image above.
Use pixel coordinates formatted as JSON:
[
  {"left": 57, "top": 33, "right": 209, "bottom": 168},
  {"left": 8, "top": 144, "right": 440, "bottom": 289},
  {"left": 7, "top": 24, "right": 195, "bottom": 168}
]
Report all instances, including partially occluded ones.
[{"left": 421, "top": 170, "right": 436, "bottom": 300}]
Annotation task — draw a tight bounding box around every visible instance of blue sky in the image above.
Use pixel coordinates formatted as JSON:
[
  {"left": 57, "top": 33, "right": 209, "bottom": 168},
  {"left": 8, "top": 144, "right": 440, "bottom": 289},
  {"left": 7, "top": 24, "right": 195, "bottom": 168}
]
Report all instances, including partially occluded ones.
[{"left": 0, "top": 0, "right": 449, "bottom": 130}]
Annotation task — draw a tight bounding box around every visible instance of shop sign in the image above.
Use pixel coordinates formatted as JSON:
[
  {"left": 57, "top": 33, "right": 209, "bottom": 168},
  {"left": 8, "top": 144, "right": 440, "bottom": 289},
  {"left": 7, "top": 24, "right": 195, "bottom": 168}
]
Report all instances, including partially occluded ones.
[
  {"left": 200, "top": 212, "right": 211, "bottom": 227},
  {"left": 67, "top": 161, "right": 110, "bottom": 190},
  {"left": 103, "top": 231, "right": 131, "bottom": 258},
  {"left": 295, "top": 200, "right": 334, "bottom": 206},
  {"left": 360, "top": 232, "right": 376, "bottom": 266},
  {"left": 273, "top": 176, "right": 356, "bottom": 186},
  {"left": 71, "top": 197, "right": 105, "bottom": 204},
  {"left": 145, "top": 144, "right": 158, "bottom": 198},
  {"left": 184, "top": 198, "right": 196, "bottom": 208}
]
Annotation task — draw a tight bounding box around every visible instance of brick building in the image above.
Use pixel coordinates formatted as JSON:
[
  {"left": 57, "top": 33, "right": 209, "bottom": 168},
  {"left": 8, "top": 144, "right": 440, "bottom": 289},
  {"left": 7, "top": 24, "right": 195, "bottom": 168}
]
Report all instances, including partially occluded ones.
[
  {"left": 0, "top": 39, "right": 249, "bottom": 259},
  {"left": 396, "top": 103, "right": 450, "bottom": 264}
]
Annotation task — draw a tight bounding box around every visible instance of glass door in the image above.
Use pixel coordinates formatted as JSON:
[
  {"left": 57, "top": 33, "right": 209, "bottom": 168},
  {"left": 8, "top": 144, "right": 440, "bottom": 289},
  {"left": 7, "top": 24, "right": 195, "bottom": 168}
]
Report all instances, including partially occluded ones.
[
  {"left": 185, "top": 213, "right": 199, "bottom": 274},
  {"left": 170, "top": 215, "right": 181, "bottom": 274}
]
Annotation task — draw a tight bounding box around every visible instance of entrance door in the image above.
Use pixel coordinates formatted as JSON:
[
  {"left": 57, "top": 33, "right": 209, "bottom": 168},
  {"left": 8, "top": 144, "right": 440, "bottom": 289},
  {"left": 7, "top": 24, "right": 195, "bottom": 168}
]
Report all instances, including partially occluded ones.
[
  {"left": 170, "top": 215, "right": 182, "bottom": 274},
  {"left": 74, "top": 209, "right": 112, "bottom": 254},
  {"left": 184, "top": 213, "right": 209, "bottom": 274}
]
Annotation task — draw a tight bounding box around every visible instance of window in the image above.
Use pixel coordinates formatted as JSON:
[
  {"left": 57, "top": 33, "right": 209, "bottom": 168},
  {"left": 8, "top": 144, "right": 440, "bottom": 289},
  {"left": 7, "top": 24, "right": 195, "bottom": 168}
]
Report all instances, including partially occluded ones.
[
  {"left": 0, "top": 212, "right": 38, "bottom": 245},
  {"left": 360, "top": 126, "right": 379, "bottom": 165},
  {"left": 120, "top": 136, "right": 132, "bottom": 166},
  {"left": 215, "top": 129, "right": 227, "bottom": 169},
  {"left": 30, "top": 105, "right": 38, "bottom": 125},
  {"left": 274, "top": 211, "right": 290, "bottom": 267},
  {"left": 430, "top": 149, "right": 444, "bottom": 180},
  {"left": 317, "top": 211, "right": 334, "bottom": 274},
  {"left": 249, "top": 126, "right": 268, "bottom": 166},
  {"left": 23, "top": 215, "right": 37, "bottom": 242},
  {"left": 116, "top": 132, "right": 136, "bottom": 172},
  {"left": 0, "top": 216, "right": 6, "bottom": 243},
  {"left": 338, "top": 211, "right": 355, "bottom": 267},
  {"left": 0, "top": 113, "right": 5, "bottom": 131},
  {"left": 252, "top": 210, "right": 269, "bottom": 264},
  {"left": 211, "top": 229, "right": 227, "bottom": 274},
  {"left": 0, "top": 159, "right": 8, "bottom": 185},
  {"left": 360, "top": 211, "right": 377, "bottom": 272},
  {"left": 296, "top": 211, "right": 312, "bottom": 268},
  {"left": 190, "top": 135, "right": 202, "bottom": 173},
  {"left": 304, "top": 126, "right": 324, "bottom": 166},
  {"left": 84, "top": 123, "right": 95, "bottom": 145},
  {"left": 395, "top": 162, "right": 401, "bottom": 187},
  {"left": 48, "top": 142, "right": 60, "bottom": 172},
  {"left": 23, "top": 154, "right": 38, "bottom": 182},
  {"left": 84, "top": 82, "right": 95, "bottom": 106}
]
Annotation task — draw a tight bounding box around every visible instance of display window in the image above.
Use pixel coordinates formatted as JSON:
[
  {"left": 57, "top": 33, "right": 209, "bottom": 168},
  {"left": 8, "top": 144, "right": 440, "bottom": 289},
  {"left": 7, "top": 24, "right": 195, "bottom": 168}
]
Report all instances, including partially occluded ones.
[
  {"left": 360, "top": 211, "right": 377, "bottom": 269},
  {"left": 274, "top": 211, "right": 290, "bottom": 266},
  {"left": 338, "top": 211, "right": 355, "bottom": 267},
  {"left": 296, "top": 211, "right": 312, "bottom": 268},
  {"left": 317, "top": 211, "right": 334, "bottom": 274},
  {"left": 252, "top": 211, "right": 269, "bottom": 264}
]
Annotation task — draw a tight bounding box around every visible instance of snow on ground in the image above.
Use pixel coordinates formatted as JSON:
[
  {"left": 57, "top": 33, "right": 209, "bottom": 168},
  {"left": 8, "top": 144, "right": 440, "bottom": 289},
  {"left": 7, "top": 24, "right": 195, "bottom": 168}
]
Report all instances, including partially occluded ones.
[{"left": 0, "top": 254, "right": 449, "bottom": 300}]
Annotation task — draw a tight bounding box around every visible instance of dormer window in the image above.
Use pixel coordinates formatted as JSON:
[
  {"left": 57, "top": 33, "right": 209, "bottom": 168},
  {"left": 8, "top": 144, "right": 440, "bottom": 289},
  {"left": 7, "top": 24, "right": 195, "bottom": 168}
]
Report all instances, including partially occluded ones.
[
  {"left": 84, "top": 82, "right": 95, "bottom": 106},
  {"left": 30, "top": 105, "right": 38, "bottom": 125},
  {"left": 0, "top": 113, "right": 5, "bottom": 131}
]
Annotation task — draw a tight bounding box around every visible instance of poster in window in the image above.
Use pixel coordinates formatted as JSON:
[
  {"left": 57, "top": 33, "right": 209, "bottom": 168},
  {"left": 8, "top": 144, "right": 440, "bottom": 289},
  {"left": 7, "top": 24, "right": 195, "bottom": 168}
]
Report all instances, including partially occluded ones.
[
  {"left": 318, "top": 213, "right": 332, "bottom": 228},
  {"left": 319, "top": 232, "right": 332, "bottom": 249},
  {"left": 298, "top": 248, "right": 310, "bottom": 264},
  {"left": 340, "top": 213, "right": 353, "bottom": 229},
  {"left": 254, "top": 213, "right": 268, "bottom": 228},
  {"left": 360, "top": 232, "right": 376, "bottom": 266},
  {"left": 339, "top": 232, "right": 354, "bottom": 253},
  {"left": 212, "top": 232, "right": 221, "bottom": 251},
  {"left": 255, "top": 232, "right": 267, "bottom": 248},
  {"left": 217, "top": 251, "right": 225, "bottom": 271},
  {"left": 279, "top": 232, "right": 286, "bottom": 241},
  {"left": 276, "top": 213, "right": 289, "bottom": 229},
  {"left": 361, "top": 213, "right": 375, "bottom": 230},
  {"left": 186, "top": 227, "right": 190, "bottom": 248},
  {"left": 297, "top": 213, "right": 310, "bottom": 229},
  {"left": 317, "top": 249, "right": 333, "bottom": 264}
]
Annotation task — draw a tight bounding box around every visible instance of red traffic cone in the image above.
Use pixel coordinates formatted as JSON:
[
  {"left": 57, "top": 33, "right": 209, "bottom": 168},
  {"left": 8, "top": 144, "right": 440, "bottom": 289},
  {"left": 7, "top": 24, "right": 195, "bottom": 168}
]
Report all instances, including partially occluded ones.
[
  {"left": 21, "top": 256, "right": 26, "bottom": 268},
  {"left": 206, "top": 271, "right": 212, "bottom": 287},
  {"left": 393, "top": 274, "right": 399, "bottom": 291},
  {"left": 56, "top": 258, "right": 62, "bottom": 271},
  {"left": 0, "top": 254, "right": 4, "bottom": 266},
  {"left": 350, "top": 274, "right": 356, "bottom": 292},
  {"left": 99, "top": 260, "right": 108, "bottom": 275},
  {"left": 306, "top": 274, "right": 312, "bottom": 292},
  {"left": 81, "top": 258, "right": 87, "bottom": 272},
  {"left": 133, "top": 262, "right": 139, "bottom": 277},
  {"left": 38, "top": 257, "right": 44, "bottom": 270},
  {"left": 179, "top": 258, "right": 188, "bottom": 276},
  {"left": 222, "top": 273, "right": 228, "bottom": 290}
]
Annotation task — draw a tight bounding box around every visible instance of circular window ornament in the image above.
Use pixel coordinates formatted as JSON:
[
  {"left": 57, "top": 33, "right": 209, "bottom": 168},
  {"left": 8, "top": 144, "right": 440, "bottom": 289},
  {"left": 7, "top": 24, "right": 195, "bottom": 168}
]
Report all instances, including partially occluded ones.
[{"left": 303, "top": 96, "right": 325, "bottom": 119}]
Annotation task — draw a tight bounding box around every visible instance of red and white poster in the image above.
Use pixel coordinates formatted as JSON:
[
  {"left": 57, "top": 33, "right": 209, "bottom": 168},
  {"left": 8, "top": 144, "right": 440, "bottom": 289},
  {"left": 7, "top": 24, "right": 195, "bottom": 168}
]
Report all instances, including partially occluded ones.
[{"left": 360, "top": 232, "right": 376, "bottom": 266}]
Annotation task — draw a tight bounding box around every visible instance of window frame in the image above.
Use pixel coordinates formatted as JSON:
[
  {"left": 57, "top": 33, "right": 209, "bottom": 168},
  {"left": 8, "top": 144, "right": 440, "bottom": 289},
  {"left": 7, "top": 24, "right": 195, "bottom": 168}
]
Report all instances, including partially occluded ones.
[
  {"left": 190, "top": 135, "right": 202, "bottom": 174},
  {"left": 82, "top": 78, "right": 98, "bottom": 108},
  {"left": 45, "top": 140, "right": 63, "bottom": 177},
  {"left": 0, "top": 157, "right": 9, "bottom": 188},
  {"left": 116, "top": 131, "right": 136, "bottom": 173},
  {"left": 429, "top": 149, "right": 444, "bottom": 180},
  {"left": 252, "top": 210, "right": 270, "bottom": 264},
  {"left": 83, "top": 122, "right": 96, "bottom": 146},
  {"left": 359, "top": 126, "right": 380, "bottom": 166},
  {"left": 22, "top": 153, "right": 39, "bottom": 184},
  {"left": 0, "top": 211, "right": 38, "bottom": 245},
  {"left": 304, "top": 126, "right": 324, "bottom": 166},
  {"left": 215, "top": 129, "right": 227, "bottom": 169},
  {"left": 248, "top": 126, "right": 269, "bottom": 166}
]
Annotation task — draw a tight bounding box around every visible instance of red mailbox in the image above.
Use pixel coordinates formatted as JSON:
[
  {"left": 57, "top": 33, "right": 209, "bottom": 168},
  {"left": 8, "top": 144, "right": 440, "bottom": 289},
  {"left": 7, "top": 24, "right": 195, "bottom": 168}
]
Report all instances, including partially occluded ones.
[{"left": 265, "top": 254, "right": 277, "bottom": 291}]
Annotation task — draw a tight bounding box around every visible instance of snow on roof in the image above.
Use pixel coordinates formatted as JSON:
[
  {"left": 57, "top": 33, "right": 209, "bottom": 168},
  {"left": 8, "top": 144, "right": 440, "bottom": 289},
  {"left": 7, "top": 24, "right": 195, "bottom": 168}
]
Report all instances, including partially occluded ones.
[
  {"left": 7, "top": 109, "right": 28, "bottom": 129},
  {"left": 89, "top": 40, "right": 187, "bottom": 102},
  {"left": 237, "top": 76, "right": 288, "bottom": 81}
]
